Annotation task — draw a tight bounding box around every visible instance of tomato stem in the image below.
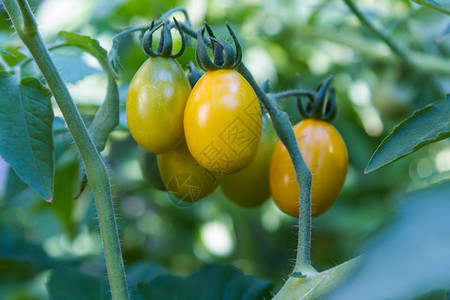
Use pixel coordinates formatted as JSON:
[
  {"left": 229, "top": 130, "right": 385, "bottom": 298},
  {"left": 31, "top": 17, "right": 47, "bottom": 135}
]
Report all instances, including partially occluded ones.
[
  {"left": 109, "top": 7, "right": 192, "bottom": 74},
  {"left": 141, "top": 19, "right": 186, "bottom": 58},
  {"left": 1, "top": 1, "right": 129, "bottom": 299},
  {"left": 271, "top": 89, "right": 315, "bottom": 101},
  {"left": 236, "top": 63, "right": 316, "bottom": 275}
]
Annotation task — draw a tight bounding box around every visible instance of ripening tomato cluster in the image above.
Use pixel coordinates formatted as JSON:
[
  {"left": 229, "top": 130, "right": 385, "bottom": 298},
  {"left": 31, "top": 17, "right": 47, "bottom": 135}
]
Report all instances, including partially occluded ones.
[
  {"left": 127, "top": 56, "right": 267, "bottom": 203},
  {"left": 127, "top": 56, "right": 348, "bottom": 217}
]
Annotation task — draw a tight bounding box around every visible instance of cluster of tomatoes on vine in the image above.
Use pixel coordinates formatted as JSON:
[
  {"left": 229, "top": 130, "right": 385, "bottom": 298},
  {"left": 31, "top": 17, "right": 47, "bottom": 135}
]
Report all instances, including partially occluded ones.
[{"left": 125, "top": 15, "right": 348, "bottom": 218}]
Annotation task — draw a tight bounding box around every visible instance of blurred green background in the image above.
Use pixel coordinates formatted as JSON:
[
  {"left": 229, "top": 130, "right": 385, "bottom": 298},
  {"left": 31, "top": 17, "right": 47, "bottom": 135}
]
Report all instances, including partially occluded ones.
[{"left": 0, "top": 0, "right": 449, "bottom": 299}]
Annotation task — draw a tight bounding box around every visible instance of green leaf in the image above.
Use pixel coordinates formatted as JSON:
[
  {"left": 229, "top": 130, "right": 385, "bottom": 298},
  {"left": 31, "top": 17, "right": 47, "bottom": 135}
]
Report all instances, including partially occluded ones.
[
  {"left": 128, "top": 262, "right": 169, "bottom": 287},
  {"left": 89, "top": 76, "right": 119, "bottom": 152},
  {"left": 57, "top": 31, "right": 117, "bottom": 79},
  {"left": 35, "top": 118, "right": 79, "bottom": 237},
  {"left": 270, "top": 257, "right": 361, "bottom": 299},
  {"left": 0, "top": 48, "right": 14, "bottom": 56},
  {"left": 366, "top": 94, "right": 450, "bottom": 173},
  {"left": 50, "top": 159, "right": 79, "bottom": 238},
  {"left": 410, "top": 0, "right": 450, "bottom": 15},
  {"left": 77, "top": 75, "right": 119, "bottom": 196},
  {"left": 47, "top": 267, "right": 109, "bottom": 300},
  {"left": 0, "top": 228, "right": 56, "bottom": 279},
  {"left": 55, "top": 32, "right": 119, "bottom": 197},
  {"left": 0, "top": 46, "right": 26, "bottom": 68},
  {"left": 328, "top": 180, "right": 450, "bottom": 299},
  {"left": 137, "top": 264, "right": 272, "bottom": 300},
  {"left": 127, "top": 262, "right": 169, "bottom": 300},
  {"left": 52, "top": 55, "right": 101, "bottom": 83},
  {"left": 0, "top": 72, "right": 54, "bottom": 201}
]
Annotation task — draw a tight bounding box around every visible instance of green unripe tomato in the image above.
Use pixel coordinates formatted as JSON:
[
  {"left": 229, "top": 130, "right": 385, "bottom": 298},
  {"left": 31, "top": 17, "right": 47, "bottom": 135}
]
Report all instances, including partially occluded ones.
[
  {"left": 157, "top": 142, "right": 221, "bottom": 202},
  {"left": 137, "top": 146, "right": 166, "bottom": 191},
  {"left": 220, "top": 115, "right": 277, "bottom": 207},
  {"left": 126, "top": 57, "right": 191, "bottom": 153}
]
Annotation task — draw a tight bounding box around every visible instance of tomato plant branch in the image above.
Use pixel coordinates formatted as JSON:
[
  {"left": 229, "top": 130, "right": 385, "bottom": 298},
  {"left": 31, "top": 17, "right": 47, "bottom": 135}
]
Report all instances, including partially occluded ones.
[
  {"left": 111, "top": 11, "right": 319, "bottom": 281},
  {"left": 342, "top": 0, "right": 442, "bottom": 97},
  {"left": 176, "top": 18, "right": 317, "bottom": 275},
  {"left": 271, "top": 89, "right": 315, "bottom": 101},
  {"left": 178, "top": 22, "right": 199, "bottom": 39},
  {"left": 1, "top": 1, "right": 129, "bottom": 299},
  {"left": 111, "top": 7, "right": 189, "bottom": 41},
  {"left": 109, "top": 7, "right": 192, "bottom": 73},
  {"left": 236, "top": 63, "right": 315, "bottom": 275}
]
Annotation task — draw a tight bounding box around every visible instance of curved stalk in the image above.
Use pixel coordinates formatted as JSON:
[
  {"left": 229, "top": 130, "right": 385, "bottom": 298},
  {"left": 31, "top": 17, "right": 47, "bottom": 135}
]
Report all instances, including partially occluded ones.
[
  {"left": 236, "top": 63, "right": 315, "bottom": 274},
  {"left": 177, "top": 18, "right": 316, "bottom": 275},
  {"left": 110, "top": 7, "right": 189, "bottom": 44},
  {"left": 1, "top": 0, "right": 129, "bottom": 299},
  {"left": 271, "top": 89, "right": 315, "bottom": 101}
]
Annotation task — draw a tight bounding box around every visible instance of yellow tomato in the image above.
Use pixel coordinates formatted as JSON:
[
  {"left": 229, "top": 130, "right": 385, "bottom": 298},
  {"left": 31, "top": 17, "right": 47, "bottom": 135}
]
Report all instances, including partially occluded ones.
[
  {"left": 157, "top": 141, "right": 221, "bottom": 202},
  {"left": 126, "top": 57, "right": 190, "bottom": 154},
  {"left": 220, "top": 116, "right": 277, "bottom": 207},
  {"left": 269, "top": 119, "right": 348, "bottom": 217},
  {"left": 184, "top": 69, "right": 262, "bottom": 175}
]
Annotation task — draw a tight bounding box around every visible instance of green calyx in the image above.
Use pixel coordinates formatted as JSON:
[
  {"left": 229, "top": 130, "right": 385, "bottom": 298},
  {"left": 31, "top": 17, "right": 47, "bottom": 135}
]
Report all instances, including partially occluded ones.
[
  {"left": 195, "top": 22, "right": 242, "bottom": 72},
  {"left": 297, "top": 75, "right": 337, "bottom": 122},
  {"left": 141, "top": 17, "right": 186, "bottom": 58},
  {"left": 187, "top": 61, "right": 204, "bottom": 88}
]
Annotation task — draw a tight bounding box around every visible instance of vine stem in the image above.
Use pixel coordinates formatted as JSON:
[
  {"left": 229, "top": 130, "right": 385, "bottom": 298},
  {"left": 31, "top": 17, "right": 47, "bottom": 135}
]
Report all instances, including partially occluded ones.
[
  {"left": 1, "top": 1, "right": 129, "bottom": 299},
  {"left": 236, "top": 63, "right": 316, "bottom": 275},
  {"left": 176, "top": 19, "right": 316, "bottom": 275}
]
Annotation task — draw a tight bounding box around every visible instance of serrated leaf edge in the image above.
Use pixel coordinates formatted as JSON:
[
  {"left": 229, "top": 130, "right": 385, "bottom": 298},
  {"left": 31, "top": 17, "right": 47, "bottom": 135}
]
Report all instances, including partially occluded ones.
[{"left": 365, "top": 94, "right": 450, "bottom": 173}]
